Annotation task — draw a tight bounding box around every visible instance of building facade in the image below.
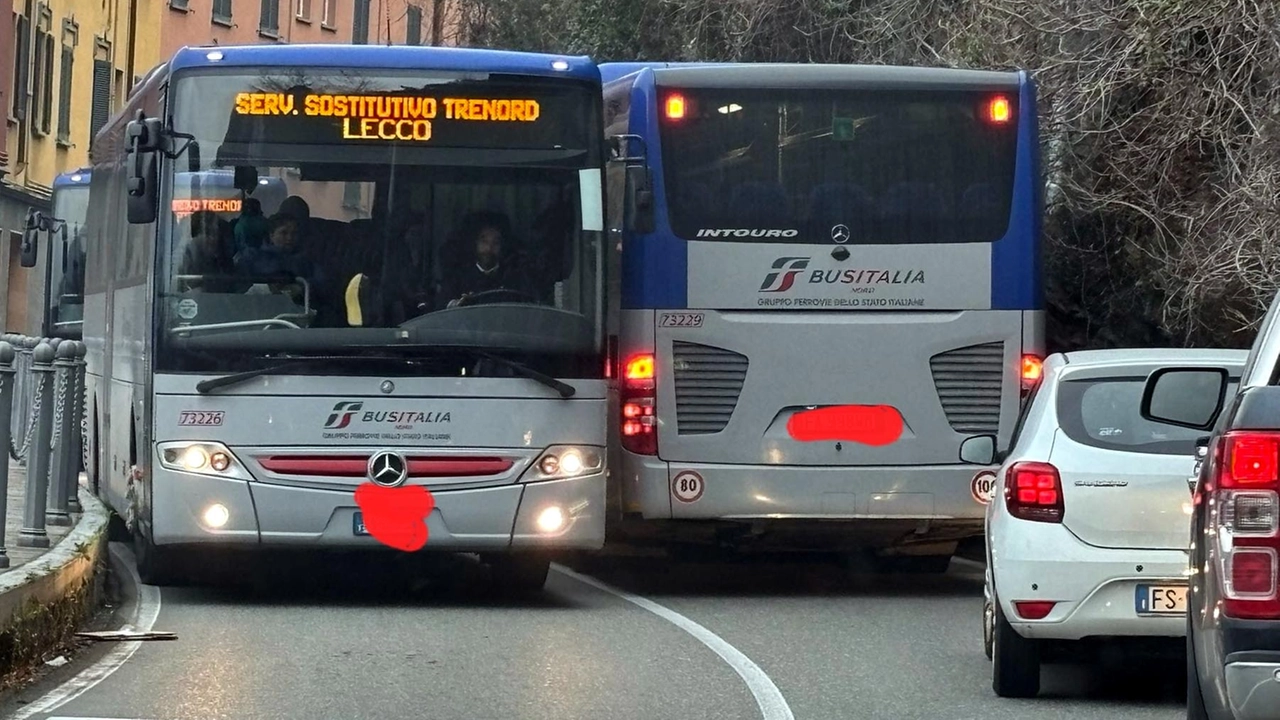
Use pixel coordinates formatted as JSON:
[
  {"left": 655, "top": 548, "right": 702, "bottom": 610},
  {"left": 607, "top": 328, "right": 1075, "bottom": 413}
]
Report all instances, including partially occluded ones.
[
  {"left": 2, "top": 0, "right": 162, "bottom": 334},
  {"left": 3, "top": 0, "right": 459, "bottom": 335}
]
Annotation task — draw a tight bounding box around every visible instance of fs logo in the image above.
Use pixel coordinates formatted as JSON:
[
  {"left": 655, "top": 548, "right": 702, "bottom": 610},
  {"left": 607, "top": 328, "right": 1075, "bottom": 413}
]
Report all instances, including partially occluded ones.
[
  {"left": 759, "top": 257, "right": 811, "bottom": 293},
  {"left": 324, "top": 401, "right": 364, "bottom": 429}
]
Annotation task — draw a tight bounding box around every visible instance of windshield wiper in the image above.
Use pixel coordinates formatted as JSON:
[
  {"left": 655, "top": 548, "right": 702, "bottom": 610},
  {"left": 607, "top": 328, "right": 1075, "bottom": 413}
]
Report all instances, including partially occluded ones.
[
  {"left": 467, "top": 349, "right": 576, "bottom": 399},
  {"left": 195, "top": 355, "right": 400, "bottom": 394}
]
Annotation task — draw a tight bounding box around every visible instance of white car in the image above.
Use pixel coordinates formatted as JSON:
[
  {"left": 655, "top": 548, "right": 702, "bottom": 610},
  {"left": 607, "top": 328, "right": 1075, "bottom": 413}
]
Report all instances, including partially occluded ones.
[{"left": 957, "top": 348, "right": 1247, "bottom": 698}]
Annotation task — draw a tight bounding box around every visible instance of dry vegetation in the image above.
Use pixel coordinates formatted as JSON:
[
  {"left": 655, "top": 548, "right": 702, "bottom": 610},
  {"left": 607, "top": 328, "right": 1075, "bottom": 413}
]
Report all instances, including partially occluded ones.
[{"left": 454, "top": 0, "right": 1280, "bottom": 351}]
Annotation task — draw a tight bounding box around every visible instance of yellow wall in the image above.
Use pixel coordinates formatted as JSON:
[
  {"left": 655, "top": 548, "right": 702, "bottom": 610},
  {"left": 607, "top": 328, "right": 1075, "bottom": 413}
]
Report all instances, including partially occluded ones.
[
  {"left": 5, "top": 0, "right": 163, "bottom": 194},
  {"left": 3, "top": 0, "right": 161, "bottom": 335}
]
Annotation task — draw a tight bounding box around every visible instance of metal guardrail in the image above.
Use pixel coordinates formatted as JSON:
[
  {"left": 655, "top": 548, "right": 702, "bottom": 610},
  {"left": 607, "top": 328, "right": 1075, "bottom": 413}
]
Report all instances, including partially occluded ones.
[{"left": 0, "top": 334, "right": 88, "bottom": 567}]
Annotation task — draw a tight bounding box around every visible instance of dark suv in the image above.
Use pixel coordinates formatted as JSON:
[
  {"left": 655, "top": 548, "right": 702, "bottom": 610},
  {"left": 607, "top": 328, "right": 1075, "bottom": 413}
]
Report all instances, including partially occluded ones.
[{"left": 1141, "top": 298, "right": 1280, "bottom": 720}]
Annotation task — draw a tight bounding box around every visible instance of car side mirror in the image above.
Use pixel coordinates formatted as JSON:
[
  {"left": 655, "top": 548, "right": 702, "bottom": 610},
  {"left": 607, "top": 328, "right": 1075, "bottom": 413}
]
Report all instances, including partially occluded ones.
[
  {"left": 1140, "top": 367, "right": 1230, "bottom": 431},
  {"left": 959, "top": 434, "right": 997, "bottom": 465}
]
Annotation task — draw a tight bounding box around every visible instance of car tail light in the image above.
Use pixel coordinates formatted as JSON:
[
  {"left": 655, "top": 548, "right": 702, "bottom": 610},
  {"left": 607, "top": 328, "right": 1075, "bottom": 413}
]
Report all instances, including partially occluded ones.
[
  {"left": 1004, "top": 461, "right": 1063, "bottom": 523},
  {"left": 1213, "top": 431, "right": 1280, "bottom": 619},
  {"left": 621, "top": 353, "right": 657, "bottom": 455},
  {"left": 1013, "top": 601, "right": 1056, "bottom": 620}
]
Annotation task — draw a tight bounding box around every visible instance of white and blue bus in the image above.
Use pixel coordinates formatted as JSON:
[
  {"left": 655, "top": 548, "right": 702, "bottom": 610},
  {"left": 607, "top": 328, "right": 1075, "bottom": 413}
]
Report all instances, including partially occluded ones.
[
  {"left": 83, "top": 44, "right": 611, "bottom": 588},
  {"left": 601, "top": 63, "right": 1045, "bottom": 569}
]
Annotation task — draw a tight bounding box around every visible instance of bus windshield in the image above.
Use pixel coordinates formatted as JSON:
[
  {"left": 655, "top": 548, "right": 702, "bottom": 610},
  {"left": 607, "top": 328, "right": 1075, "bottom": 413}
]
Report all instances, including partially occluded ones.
[
  {"left": 159, "top": 69, "right": 605, "bottom": 378},
  {"left": 656, "top": 86, "right": 1018, "bottom": 245}
]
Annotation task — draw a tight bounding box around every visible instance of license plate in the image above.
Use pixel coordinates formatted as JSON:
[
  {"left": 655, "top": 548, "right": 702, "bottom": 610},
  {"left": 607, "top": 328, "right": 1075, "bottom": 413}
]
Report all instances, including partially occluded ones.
[
  {"left": 353, "top": 513, "right": 368, "bottom": 536},
  {"left": 1135, "top": 584, "right": 1187, "bottom": 615}
]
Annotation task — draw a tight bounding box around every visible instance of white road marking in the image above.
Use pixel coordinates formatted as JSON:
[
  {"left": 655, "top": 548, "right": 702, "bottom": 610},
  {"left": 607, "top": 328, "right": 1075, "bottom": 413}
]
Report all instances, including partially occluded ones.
[
  {"left": 553, "top": 564, "right": 795, "bottom": 720},
  {"left": 13, "top": 544, "right": 162, "bottom": 720}
]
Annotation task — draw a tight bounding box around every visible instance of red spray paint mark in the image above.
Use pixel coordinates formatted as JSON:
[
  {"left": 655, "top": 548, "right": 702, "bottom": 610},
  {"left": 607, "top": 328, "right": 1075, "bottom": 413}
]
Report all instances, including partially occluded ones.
[
  {"left": 786, "top": 405, "right": 904, "bottom": 446},
  {"left": 354, "top": 482, "right": 436, "bottom": 552}
]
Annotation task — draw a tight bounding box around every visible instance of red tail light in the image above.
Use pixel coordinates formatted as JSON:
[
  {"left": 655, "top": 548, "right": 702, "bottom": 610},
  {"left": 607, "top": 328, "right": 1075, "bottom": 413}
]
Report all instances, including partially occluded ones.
[
  {"left": 1004, "top": 461, "right": 1063, "bottom": 523},
  {"left": 1013, "top": 601, "right": 1056, "bottom": 620},
  {"left": 1214, "top": 431, "right": 1280, "bottom": 619},
  {"left": 621, "top": 353, "right": 657, "bottom": 455}
]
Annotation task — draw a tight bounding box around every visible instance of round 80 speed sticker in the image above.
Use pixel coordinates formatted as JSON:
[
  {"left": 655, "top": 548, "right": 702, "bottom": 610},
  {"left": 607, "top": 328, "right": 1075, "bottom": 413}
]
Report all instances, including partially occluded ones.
[
  {"left": 971, "top": 470, "right": 998, "bottom": 505},
  {"left": 672, "top": 471, "right": 705, "bottom": 503}
]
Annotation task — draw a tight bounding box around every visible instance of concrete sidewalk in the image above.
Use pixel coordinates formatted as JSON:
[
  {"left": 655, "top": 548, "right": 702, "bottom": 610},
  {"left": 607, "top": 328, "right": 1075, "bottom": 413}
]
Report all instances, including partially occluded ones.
[
  {"left": 0, "top": 466, "right": 75, "bottom": 574},
  {"left": 0, "top": 461, "right": 108, "bottom": 682}
]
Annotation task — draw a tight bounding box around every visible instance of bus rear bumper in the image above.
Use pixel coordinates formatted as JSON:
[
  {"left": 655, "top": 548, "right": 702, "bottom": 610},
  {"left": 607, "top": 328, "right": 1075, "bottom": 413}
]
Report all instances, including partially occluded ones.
[
  {"left": 620, "top": 453, "right": 988, "bottom": 525},
  {"left": 151, "top": 469, "right": 606, "bottom": 551}
]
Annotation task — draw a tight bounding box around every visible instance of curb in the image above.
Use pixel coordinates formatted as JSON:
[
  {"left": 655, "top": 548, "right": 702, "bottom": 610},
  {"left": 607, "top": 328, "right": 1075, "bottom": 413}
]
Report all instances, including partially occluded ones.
[{"left": 0, "top": 485, "right": 110, "bottom": 676}]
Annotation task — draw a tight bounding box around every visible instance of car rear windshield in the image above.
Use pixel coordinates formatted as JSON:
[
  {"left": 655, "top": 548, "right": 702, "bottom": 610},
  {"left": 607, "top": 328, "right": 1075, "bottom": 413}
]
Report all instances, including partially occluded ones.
[
  {"left": 1056, "top": 376, "right": 1238, "bottom": 455},
  {"left": 656, "top": 86, "right": 1019, "bottom": 245}
]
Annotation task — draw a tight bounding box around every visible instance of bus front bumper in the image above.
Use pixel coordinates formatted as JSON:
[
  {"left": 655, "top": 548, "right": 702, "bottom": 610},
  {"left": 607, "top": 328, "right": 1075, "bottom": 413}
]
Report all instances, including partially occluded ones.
[{"left": 150, "top": 467, "right": 606, "bottom": 551}]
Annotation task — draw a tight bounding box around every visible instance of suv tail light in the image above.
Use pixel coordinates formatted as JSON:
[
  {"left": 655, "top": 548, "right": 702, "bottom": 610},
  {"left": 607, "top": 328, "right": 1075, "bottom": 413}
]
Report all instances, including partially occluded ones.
[
  {"left": 1214, "top": 432, "right": 1280, "bottom": 619},
  {"left": 621, "top": 353, "right": 657, "bottom": 455},
  {"left": 1004, "top": 461, "right": 1063, "bottom": 523}
]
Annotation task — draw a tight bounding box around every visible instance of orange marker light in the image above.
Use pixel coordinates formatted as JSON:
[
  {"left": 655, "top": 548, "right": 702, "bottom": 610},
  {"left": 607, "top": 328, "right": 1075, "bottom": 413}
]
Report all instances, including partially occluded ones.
[
  {"left": 1021, "top": 355, "right": 1043, "bottom": 383},
  {"left": 988, "top": 96, "right": 1011, "bottom": 124},
  {"left": 665, "top": 94, "right": 686, "bottom": 120}
]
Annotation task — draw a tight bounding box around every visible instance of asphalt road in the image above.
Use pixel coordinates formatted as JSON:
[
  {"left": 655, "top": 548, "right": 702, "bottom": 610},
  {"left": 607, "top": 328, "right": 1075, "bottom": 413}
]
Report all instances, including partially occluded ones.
[{"left": 2, "top": 546, "right": 1186, "bottom": 720}]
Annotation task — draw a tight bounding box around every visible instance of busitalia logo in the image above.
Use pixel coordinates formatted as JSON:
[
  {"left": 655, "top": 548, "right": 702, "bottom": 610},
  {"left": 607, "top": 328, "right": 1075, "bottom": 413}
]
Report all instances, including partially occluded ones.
[
  {"left": 759, "top": 257, "right": 811, "bottom": 293},
  {"left": 324, "top": 401, "right": 364, "bottom": 429}
]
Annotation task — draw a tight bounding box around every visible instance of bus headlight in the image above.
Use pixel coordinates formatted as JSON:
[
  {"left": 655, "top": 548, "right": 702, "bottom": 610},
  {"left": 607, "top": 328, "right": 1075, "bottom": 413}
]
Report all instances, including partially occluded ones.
[
  {"left": 525, "top": 446, "right": 603, "bottom": 482},
  {"left": 158, "top": 441, "right": 249, "bottom": 480}
]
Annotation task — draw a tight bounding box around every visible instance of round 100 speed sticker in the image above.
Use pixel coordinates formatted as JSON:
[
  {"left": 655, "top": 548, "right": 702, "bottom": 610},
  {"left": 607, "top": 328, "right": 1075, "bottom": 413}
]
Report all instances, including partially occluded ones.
[
  {"left": 971, "top": 470, "right": 998, "bottom": 505},
  {"left": 672, "top": 471, "right": 705, "bottom": 503}
]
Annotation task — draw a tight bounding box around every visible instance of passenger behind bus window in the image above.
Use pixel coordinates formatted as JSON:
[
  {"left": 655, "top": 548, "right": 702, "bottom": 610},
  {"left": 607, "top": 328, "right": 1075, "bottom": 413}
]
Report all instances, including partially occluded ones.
[
  {"left": 442, "top": 211, "right": 531, "bottom": 307},
  {"left": 233, "top": 196, "right": 269, "bottom": 253},
  {"left": 235, "top": 212, "right": 327, "bottom": 304},
  {"left": 178, "top": 209, "right": 239, "bottom": 292},
  {"left": 382, "top": 212, "right": 433, "bottom": 320}
]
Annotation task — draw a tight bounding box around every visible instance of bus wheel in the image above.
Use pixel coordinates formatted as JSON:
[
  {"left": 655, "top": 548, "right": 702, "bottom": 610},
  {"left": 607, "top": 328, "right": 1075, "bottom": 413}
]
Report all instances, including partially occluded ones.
[
  {"left": 487, "top": 554, "right": 550, "bottom": 593},
  {"left": 133, "top": 528, "right": 185, "bottom": 587}
]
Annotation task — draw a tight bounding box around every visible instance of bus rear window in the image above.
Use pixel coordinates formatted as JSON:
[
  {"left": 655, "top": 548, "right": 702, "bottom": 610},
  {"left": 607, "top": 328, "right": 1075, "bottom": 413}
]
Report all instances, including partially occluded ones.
[{"left": 656, "top": 87, "right": 1019, "bottom": 245}]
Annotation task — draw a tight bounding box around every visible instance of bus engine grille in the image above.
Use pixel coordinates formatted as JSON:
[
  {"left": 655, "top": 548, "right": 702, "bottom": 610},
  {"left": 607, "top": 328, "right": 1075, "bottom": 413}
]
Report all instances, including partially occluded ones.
[
  {"left": 672, "top": 341, "right": 749, "bottom": 435},
  {"left": 929, "top": 341, "right": 1005, "bottom": 434}
]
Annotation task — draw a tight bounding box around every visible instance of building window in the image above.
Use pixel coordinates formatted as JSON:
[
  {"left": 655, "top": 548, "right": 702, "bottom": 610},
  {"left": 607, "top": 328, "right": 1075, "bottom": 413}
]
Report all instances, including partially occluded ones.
[
  {"left": 11, "top": 13, "right": 30, "bottom": 121},
  {"left": 169, "top": 0, "right": 189, "bottom": 9},
  {"left": 32, "top": 8, "right": 54, "bottom": 136},
  {"left": 56, "top": 45, "right": 72, "bottom": 143},
  {"left": 321, "top": 0, "right": 335, "bottom": 27},
  {"left": 296, "top": 0, "right": 310, "bottom": 21},
  {"left": 406, "top": 4, "right": 421, "bottom": 45},
  {"left": 259, "top": 0, "right": 280, "bottom": 35},
  {"left": 89, "top": 58, "right": 110, "bottom": 146},
  {"left": 352, "top": 0, "right": 369, "bottom": 43},
  {"left": 213, "top": 0, "right": 233, "bottom": 24}
]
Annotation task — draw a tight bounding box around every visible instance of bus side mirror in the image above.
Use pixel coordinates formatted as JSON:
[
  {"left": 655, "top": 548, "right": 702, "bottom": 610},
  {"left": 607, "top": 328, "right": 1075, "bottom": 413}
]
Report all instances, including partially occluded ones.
[
  {"left": 126, "top": 115, "right": 163, "bottom": 224},
  {"left": 624, "top": 165, "right": 654, "bottom": 235},
  {"left": 19, "top": 214, "right": 40, "bottom": 268}
]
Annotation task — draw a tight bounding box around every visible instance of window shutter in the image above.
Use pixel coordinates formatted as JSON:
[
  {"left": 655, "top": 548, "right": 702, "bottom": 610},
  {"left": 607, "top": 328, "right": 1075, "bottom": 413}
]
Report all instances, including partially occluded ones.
[
  {"left": 89, "top": 59, "right": 111, "bottom": 147},
  {"left": 56, "top": 45, "right": 72, "bottom": 141}
]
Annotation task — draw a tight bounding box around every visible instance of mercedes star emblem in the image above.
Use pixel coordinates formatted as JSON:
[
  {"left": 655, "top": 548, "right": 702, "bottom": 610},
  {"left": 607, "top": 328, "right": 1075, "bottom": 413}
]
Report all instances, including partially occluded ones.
[
  {"left": 367, "top": 450, "right": 408, "bottom": 488},
  {"left": 831, "top": 224, "right": 851, "bottom": 244}
]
